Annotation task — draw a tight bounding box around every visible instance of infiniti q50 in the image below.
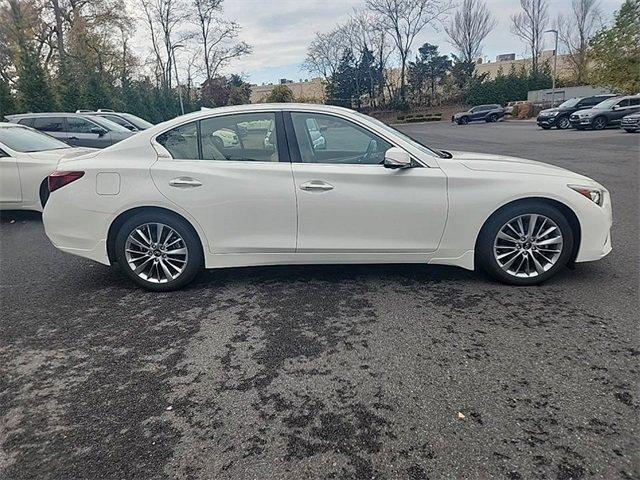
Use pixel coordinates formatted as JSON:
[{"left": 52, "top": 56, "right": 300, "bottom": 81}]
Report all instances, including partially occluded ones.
[{"left": 42, "top": 104, "right": 612, "bottom": 291}]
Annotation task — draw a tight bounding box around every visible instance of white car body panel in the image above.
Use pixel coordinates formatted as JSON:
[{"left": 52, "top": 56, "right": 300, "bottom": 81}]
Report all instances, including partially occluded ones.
[
  {"left": 42, "top": 103, "right": 612, "bottom": 274},
  {"left": 0, "top": 127, "right": 95, "bottom": 212}
]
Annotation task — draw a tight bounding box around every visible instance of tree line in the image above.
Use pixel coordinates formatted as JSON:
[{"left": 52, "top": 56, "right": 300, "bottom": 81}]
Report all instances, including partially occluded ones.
[
  {"left": 0, "top": 0, "right": 252, "bottom": 121},
  {"left": 305, "top": 0, "right": 639, "bottom": 110},
  {"left": 1, "top": 0, "right": 638, "bottom": 122}
]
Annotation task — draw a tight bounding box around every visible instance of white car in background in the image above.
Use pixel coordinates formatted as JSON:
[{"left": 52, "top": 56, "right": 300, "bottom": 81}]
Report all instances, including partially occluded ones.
[
  {"left": 0, "top": 123, "right": 95, "bottom": 211},
  {"left": 42, "top": 104, "right": 612, "bottom": 291}
]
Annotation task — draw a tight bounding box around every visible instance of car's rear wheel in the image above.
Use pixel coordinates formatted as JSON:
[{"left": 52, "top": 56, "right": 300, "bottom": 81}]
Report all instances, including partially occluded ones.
[
  {"left": 477, "top": 202, "right": 574, "bottom": 286},
  {"left": 487, "top": 113, "right": 498, "bottom": 123},
  {"left": 556, "top": 116, "right": 571, "bottom": 130},
  {"left": 593, "top": 116, "right": 607, "bottom": 130},
  {"left": 115, "top": 211, "right": 203, "bottom": 291},
  {"left": 459, "top": 116, "right": 469, "bottom": 125}
]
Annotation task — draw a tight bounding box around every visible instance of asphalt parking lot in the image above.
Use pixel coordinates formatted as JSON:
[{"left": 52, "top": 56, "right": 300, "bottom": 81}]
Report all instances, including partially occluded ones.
[{"left": 1, "top": 121, "right": 638, "bottom": 479}]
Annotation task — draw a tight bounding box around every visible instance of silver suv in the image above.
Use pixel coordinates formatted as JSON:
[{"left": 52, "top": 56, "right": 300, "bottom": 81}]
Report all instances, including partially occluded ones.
[{"left": 5, "top": 112, "right": 136, "bottom": 148}]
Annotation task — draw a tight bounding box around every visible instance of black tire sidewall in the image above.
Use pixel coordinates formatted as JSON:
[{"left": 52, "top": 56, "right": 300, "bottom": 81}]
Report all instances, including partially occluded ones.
[
  {"left": 593, "top": 117, "right": 607, "bottom": 130},
  {"left": 115, "top": 211, "right": 203, "bottom": 291},
  {"left": 477, "top": 202, "right": 574, "bottom": 286}
]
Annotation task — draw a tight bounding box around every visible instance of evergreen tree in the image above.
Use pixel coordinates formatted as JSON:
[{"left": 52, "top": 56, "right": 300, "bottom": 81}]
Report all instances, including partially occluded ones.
[{"left": 0, "top": 78, "right": 16, "bottom": 118}]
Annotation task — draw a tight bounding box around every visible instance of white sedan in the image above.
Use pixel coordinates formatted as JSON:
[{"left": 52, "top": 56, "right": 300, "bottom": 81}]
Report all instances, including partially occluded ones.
[
  {"left": 42, "top": 104, "right": 612, "bottom": 291},
  {"left": 0, "top": 123, "right": 95, "bottom": 211}
]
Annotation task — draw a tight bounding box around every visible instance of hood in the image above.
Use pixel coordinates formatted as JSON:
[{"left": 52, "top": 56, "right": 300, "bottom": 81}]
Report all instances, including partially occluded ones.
[
  {"left": 26, "top": 147, "right": 97, "bottom": 162},
  {"left": 452, "top": 111, "right": 469, "bottom": 118},
  {"left": 448, "top": 150, "right": 590, "bottom": 180},
  {"left": 572, "top": 107, "right": 597, "bottom": 117},
  {"left": 539, "top": 107, "right": 559, "bottom": 115}
]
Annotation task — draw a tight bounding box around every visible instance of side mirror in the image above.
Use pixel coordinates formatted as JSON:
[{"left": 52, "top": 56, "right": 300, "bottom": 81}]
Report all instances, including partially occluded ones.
[
  {"left": 611, "top": 105, "right": 619, "bottom": 111},
  {"left": 90, "top": 127, "right": 107, "bottom": 136},
  {"left": 383, "top": 147, "right": 413, "bottom": 169}
]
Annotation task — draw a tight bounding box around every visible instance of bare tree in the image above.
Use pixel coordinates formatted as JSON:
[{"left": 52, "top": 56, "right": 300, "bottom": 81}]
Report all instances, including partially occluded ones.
[
  {"left": 366, "top": 0, "right": 452, "bottom": 102},
  {"left": 510, "top": 0, "right": 549, "bottom": 75},
  {"left": 557, "top": 0, "right": 601, "bottom": 84},
  {"left": 304, "top": 28, "right": 347, "bottom": 81},
  {"left": 445, "top": 0, "right": 496, "bottom": 64},
  {"left": 193, "top": 0, "right": 250, "bottom": 81},
  {"left": 139, "top": 0, "right": 190, "bottom": 89}
]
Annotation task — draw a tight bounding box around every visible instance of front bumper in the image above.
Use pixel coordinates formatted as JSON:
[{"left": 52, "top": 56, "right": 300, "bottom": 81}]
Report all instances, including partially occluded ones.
[
  {"left": 537, "top": 115, "right": 557, "bottom": 127},
  {"left": 570, "top": 116, "right": 592, "bottom": 128},
  {"left": 574, "top": 190, "right": 613, "bottom": 263},
  {"left": 621, "top": 120, "right": 639, "bottom": 131}
]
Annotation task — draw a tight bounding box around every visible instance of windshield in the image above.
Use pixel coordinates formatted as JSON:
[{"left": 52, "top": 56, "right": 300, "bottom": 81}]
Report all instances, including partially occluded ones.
[
  {"left": 0, "top": 126, "right": 69, "bottom": 152},
  {"left": 121, "top": 113, "right": 154, "bottom": 129},
  {"left": 558, "top": 98, "right": 580, "bottom": 108},
  {"left": 89, "top": 115, "right": 131, "bottom": 132},
  {"left": 593, "top": 97, "right": 620, "bottom": 109},
  {"left": 354, "top": 112, "right": 441, "bottom": 158}
]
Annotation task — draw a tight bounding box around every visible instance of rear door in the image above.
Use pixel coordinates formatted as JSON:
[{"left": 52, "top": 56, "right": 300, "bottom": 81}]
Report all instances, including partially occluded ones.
[
  {"left": 0, "top": 146, "right": 22, "bottom": 204},
  {"left": 151, "top": 111, "right": 297, "bottom": 254},
  {"left": 32, "top": 116, "right": 68, "bottom": 142}
]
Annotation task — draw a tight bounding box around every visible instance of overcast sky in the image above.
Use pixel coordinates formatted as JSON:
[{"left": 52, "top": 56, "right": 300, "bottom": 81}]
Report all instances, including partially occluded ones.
[{"left": 138, "top": 0, "right": 624, "bottom": 85}]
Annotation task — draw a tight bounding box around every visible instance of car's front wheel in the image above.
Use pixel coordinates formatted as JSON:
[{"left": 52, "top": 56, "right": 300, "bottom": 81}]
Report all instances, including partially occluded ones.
[
  {"left": 477, "top": 202, "right": 574, "bottom": 286},
  {"left": 115, "top": 211, "right": 203, "bottom": 291},
  {"left": 592, "top": 116, "right": 607, "bottom": 130},
  {"left": 458, "top": 116, "right": 469, "bottom": 125},
  {"left": 555, "top": 116, "right": 570, "bottom": 129}
]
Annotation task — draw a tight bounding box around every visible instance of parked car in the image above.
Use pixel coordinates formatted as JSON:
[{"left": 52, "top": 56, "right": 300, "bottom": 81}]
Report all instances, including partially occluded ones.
[
  {"left": 81, "top": 110, "right": 154, "bottom": 132},
  {"left": 504, "top": 100, "right": 528, "bottom": 116},
  {"left": 536, "top": 94, "right": 616, "bottom": 130},
  {"left": 42, "top": 104, "right": 612, "bottom": 291},
  {"left": 569, "top": 95, "right": 640, "bottom": 130},
  {"left": 5, "top": 112, "right": 136, "bottom": 148},
  {"left": 0, "top": 123, "right": 95, "bottom": 211},
  {"left": 620, "top": 112, "right": 640, "bottom": 133},
  {"left": 452, "top": 104, "right": 505, "bottom": 125}
]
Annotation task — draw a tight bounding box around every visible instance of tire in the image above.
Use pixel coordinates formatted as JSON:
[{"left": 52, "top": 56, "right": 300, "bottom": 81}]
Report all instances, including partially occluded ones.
[
  {"left": 459, "top": 116, "right": 469, "bottom": 125},
  {"left": 556, "top": 116, "right": 571, "bottom": 130},
  {"left": 477, "top": 201, "right": 574, "bottom": 286},
  {"left": 576, "top": 126, "right": 586, "bottom": 131},
  {"left": 487, "top": 113, "right": 498, "bottom": 123},
  {"left": 592, "top": 116, "right": 607, "bottom": 130},
  {"left": 624, "top": 128, "right": 637, "bottom": 133},
  {"left": 540, "top": 126, "right": 551, "bottom": 130},
  {"left": 115, "top": 211, "right": 203, "bottom": 291}
]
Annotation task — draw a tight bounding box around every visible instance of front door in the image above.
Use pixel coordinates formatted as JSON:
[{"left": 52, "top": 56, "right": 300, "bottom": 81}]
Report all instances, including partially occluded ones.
[
  {"left": 287, "top": 112, "right": 447, "bottom": 254},
  {"left": 66, "top": 116, "right": 113, "bottom": 148},
  {"left": 611, "top": 98, "right": 640, "bottom": 124},
  {"left": 151, "top": 111, "right": 297, "bottom": 254}
]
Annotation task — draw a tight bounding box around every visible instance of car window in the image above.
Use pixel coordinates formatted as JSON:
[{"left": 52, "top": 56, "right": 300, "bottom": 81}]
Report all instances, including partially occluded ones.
[
  {"left": 100, "top": 114, "right": 135, "bottom": 129},
  {"left": 291, "top": 112, "right": 392, "bottom": 165},
  {"left": 617, "top": 99, "right": 630, "bottom": 108},
  {"left": 629, "top": 98, "right": 640, "bottom": 106},
  {"left": 200, "top": 113, "right": 278, "bottom": 162},
  {"left": 33, "top": 117, "right": 64, "bottom": 132},
  {"left": 67, "top": 117, "right": 101, "bottom": 133},
  {"left": 0, "top": 126, "right": 69, "bottom": 152},
  {"left": 17, "top": 118, "right": 35, "bottom": 127},
  {"left": 156, "top": 122, "right": 199, "bottom": 160}
]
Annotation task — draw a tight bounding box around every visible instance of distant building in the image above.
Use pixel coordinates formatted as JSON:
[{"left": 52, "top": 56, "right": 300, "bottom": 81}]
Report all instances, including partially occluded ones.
[
  {"left": 250, "top": 77, "right": 325, "bottom": 103},
  {"left": 476, "top": 51, "right": 575, "bottom": 80}
]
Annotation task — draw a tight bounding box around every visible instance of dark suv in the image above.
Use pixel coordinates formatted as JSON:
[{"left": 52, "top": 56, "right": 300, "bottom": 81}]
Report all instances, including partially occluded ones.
[
  {"left": 5, "top": 112, "right": 135, "bottom": 148},
  {"left": 569, "top": 95, "right": 640, "bottom": 130},
  {"left": 537, "top": 94, "right": 616, "bottom": 130},
  {"left": 452, "top": 104, "right": 505, "bottom": 125},
  {"left": 80, "top": 110, "right": 154, "bottom": 132}
]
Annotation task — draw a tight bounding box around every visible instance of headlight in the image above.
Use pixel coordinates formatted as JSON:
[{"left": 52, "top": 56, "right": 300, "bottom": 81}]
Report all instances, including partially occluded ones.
[
  {"left": 549, "top": 111, "right": 559, "bottom": 116},
  {"left": 569, "top": 185, "right": 604, "bottom": 206}
]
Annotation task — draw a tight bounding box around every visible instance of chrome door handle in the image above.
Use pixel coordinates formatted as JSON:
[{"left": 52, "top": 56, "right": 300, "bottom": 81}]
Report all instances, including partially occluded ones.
[
  {"left": 300, "top": 180, "right": 334, "bottom": 192},
  {"left": 169, "top": 177, "right": 202, "bottom": 188}
]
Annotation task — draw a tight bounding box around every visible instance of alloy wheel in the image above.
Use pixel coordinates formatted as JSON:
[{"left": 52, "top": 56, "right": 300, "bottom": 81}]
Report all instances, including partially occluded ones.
[
  {"left": 124, "top": 222, "right": 189, "bottom": 284},
  {"left": 493, "top": 214, "right": 563, "bottom": 278},
  {"left": 557, "top": 117, "right": 570, "bottom": 129},
  {"left": 593, "top": 117, "right": 607, "bottom": 130}
]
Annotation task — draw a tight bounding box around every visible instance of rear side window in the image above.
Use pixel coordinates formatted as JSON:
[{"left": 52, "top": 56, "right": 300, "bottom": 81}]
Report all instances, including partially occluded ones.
[
  {"left": 100, "top": 114, "right": 135, "bottom": 129},
  {"left": 628, "top": 98, "right": 640, "bottom": 106},
  {"left": 18, "top": 118, "right": 34, "bottom": 127},
  {"left": 67, "top": 117, "right": 99, "bottom": 133},
  {"left": 156, "top": 122, "right": 199, "bottom": 160},
  {"left": 33, "top": 117, "right": 64, "bottom": 132}
]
